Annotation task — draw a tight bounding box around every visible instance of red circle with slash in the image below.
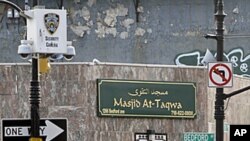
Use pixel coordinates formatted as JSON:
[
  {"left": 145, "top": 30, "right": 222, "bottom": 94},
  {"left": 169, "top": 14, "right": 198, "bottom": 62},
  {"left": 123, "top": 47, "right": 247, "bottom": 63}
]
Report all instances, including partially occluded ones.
[{"left": 209, "top": 63, "right": 232, "bottom": 86}]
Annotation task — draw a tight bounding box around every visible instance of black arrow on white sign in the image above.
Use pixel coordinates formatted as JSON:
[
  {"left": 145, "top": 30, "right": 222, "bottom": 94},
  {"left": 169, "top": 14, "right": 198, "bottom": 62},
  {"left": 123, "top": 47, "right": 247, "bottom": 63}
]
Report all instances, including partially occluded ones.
[{"left": 2, "top": 119, "right": 67, "bottom": 141}]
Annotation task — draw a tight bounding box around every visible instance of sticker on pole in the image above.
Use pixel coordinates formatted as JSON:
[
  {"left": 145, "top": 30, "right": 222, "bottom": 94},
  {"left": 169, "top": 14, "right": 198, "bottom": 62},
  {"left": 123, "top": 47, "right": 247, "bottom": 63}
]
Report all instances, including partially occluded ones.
[{"left": 208, "top": 62, "right": 233, "bottom": 87}]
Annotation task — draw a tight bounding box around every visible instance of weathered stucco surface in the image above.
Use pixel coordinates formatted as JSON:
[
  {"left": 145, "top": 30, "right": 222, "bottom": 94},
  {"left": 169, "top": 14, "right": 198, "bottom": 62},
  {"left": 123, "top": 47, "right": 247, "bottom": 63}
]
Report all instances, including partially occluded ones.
[
  {"left": 1, "top": 0, "right": 250, "bottom": 66},
  {"left": 1, "top": 63, "right": 250, "bottom": 140}
]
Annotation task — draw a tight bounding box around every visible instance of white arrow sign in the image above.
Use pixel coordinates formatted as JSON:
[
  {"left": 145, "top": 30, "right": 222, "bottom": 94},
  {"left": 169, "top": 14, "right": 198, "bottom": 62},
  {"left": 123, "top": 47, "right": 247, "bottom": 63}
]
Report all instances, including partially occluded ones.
[
  {"left": 44, "top": 120, "right": 64, "bottom": 141},
  {"left": 4, "top": 120, "right": 64, "bottom": 141}
]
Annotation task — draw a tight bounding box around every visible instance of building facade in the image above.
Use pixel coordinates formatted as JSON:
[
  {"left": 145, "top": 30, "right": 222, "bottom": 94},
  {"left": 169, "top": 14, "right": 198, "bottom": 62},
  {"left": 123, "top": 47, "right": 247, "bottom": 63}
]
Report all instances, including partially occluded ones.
[{"left": 1, "top": 63, "right": 250, "bottom": 140}]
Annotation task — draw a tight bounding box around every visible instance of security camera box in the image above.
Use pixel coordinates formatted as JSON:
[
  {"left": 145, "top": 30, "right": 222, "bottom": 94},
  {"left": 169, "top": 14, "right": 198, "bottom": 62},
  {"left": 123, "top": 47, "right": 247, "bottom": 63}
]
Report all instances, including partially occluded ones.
[{"left": 25, "top": 8, "right": 67, "bottom": 54}]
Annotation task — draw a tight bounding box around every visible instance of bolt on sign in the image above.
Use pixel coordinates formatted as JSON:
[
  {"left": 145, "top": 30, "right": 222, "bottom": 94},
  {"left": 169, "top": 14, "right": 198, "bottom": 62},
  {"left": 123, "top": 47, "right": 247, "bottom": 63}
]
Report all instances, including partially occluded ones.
[{"left": 97, "top": 79, "right": 197, "bottom": 118}]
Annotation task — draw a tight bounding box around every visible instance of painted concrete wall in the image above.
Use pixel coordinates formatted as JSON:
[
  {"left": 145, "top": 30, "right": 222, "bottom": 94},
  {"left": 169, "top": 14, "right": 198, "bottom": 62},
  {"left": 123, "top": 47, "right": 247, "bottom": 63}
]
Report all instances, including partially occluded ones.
[
  {"left": 1, "top": 0, "right": 250, "bottom": 77},
  {"left": 0, "top": 0, "right": 214, "bottom": 63}
]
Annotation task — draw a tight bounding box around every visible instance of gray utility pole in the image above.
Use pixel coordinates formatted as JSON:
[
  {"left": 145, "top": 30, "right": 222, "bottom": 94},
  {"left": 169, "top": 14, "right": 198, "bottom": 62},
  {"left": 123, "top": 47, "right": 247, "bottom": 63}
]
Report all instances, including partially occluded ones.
[
  {"left": 214, "top": 0, "right": 226, "bottom": 141},
  {"left": 204, "top": 0, "right": 226, "bottom": 140},
  {"left": 29, "top": 0, "right": 41, "bottom": 139}
]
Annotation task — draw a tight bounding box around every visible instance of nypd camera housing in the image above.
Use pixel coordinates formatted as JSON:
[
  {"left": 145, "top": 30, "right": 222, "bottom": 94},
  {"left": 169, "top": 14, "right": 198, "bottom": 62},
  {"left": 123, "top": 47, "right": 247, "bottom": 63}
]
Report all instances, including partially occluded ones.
[{"left": 19, "top": 7, "right": 76, "bottom": 60}]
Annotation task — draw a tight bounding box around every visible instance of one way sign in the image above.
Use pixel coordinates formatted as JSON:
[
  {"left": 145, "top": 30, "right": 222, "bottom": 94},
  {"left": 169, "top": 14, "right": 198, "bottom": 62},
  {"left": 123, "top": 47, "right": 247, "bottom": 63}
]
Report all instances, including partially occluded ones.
[{"left": 1, "top": 118, "right": 67, "bottom": 141}]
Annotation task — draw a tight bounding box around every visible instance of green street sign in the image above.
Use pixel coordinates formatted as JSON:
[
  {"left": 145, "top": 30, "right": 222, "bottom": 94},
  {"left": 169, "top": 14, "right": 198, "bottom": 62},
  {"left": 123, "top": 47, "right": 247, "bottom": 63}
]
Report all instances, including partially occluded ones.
[
  {"left": 224, "top": 122, "right": 229, "bottom": 132},
  {"left": 183, "top": 132, "right": 215, "bottom": 141},
  {"left": 97, "top": 79, "right": 196, "bottom": 118}
]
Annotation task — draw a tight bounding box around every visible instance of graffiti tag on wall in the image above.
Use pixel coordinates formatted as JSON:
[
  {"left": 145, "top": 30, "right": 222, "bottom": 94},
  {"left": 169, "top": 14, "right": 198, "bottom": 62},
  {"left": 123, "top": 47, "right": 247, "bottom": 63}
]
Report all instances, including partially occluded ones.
[{"left": 175, "top": 48, "right": 250, "bottom": 77}]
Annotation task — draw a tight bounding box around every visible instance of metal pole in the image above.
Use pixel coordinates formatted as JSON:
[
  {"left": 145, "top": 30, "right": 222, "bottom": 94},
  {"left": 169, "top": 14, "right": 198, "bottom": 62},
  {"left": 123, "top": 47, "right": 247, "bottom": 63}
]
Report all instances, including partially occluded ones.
[
  {"left": 30, "top": 55, "right": 41, "bottom": 139},
  {"left": 214, "top": 0, "right": 226, "bottom": 141},
  {"left": 225, "top": 85, "right": 250, "bottom": 98},
  {"left": 29, "top": 1, "right": 41, "bottom": 140},
  {"left": 60, "top": 0, "right": 63, "bottom": 9},
  {"left": 0, "top": 0, "right": 23, "bottom": 12},
  {"left": 33, "top": 0, "right": 38, "bottom": 6},
  {"left": 147, "top": 130, "right": 155, "bottom": 141}
]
